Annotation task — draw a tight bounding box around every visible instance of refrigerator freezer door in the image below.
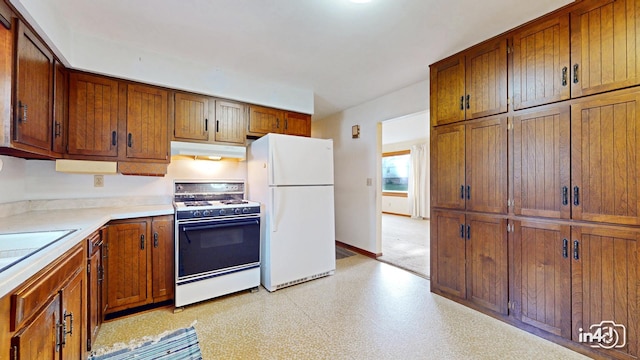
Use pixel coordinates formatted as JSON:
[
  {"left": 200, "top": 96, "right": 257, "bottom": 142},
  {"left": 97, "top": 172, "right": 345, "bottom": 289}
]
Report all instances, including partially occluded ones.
[
  {"left": 269, "top": 134, "right": 334, "bottom": 186},
  {"left": 265, "top": 185, "right": 336, "bottom": 290}
]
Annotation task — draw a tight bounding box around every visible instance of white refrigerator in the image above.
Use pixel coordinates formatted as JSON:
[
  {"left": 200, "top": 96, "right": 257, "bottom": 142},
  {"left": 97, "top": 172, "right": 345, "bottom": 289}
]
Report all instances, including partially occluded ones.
[{"left": 247, "top": 133, "right": 336, "bottom": 292}]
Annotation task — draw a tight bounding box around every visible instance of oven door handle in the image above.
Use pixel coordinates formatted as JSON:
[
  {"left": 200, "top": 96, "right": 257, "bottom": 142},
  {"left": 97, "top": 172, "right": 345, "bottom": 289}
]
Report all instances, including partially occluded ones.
[{"left": 181, "top": 220, "right": 259, "bottom": 233}]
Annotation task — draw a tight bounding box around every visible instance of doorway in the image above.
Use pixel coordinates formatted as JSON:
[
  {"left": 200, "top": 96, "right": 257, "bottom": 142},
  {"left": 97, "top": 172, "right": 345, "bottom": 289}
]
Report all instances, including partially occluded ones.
[{"left": 377, "top": 111, "right": 430, "bottom": 279}]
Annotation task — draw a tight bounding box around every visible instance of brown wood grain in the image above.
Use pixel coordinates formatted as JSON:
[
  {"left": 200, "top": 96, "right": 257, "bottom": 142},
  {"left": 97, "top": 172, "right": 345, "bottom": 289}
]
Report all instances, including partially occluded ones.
[
  {"left": 52, "top": 61, "right": 66, "bottom": 154},
  {"left": 11, "top": 294, "right": 60, "bottom": 360},
  {"left": 513, "top": 14, "right": 570, "bottom": 109},
  {"left": 60, "top": 268, "right": 85, "bottom": 359},
  {"left": 513, "top": 105, "right": 571, "bottom": 219},
  {"left": 431, "top": 124, "right": 466, "bottom": 210},
  {"left": 430, "top": 55, "right": 465, "bottom": 126},
  {"left": 465, "top": 39, "right": 508, "bottom": 119},
  {"left": 247, "top": 104, "right": 284, "bottom": 136},
  {"left": 173, "top": 92, "right": 209, "bottom": 141},
  {"left": 215, "top": 100, "right": 246, "bottom": 144},
  {"left": 151, "top": 215, "right": 174, "bottom": 302},
  {"left": 284, "top": 111, "right": 311, "bottom": 137},
  {"left": 68, "top": 72, "right": 119, "bottom": 157},
  {"left": 126, "top": 84, "right": 169, "bottom": 161},
  {"left": 571, "top": 0, "right": 640, "bottom": 98},
  {"left": 431, "top": 210, "right": 466, "bottom": 299}
]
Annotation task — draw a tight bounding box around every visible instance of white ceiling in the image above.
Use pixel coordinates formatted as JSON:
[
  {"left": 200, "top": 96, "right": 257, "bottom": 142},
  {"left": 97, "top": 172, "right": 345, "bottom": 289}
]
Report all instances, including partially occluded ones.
[{"left": 17, "top": 0, "right": 572, "bottom": 119}]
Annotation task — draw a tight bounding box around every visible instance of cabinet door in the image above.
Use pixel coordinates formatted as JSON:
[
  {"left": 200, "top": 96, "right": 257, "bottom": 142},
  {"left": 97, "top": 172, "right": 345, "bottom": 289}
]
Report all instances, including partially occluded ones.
[
  {"left": 105, "top": 221, "right": 149, "bottom": 312},
  {"left": 431, "top": 210, "right": 466, "bottom": 299},
  {"left": 431, "top": 124, "right": 465, "bottom": 210},
  {"left": 248, "top": 105, "right": 283, "bottom": 136},
  {"left": 126, "top": 84, "right": 169, "bottom": 161},
  {"left": 87, "top": 242, "right": 101, "bottom": 350},
  {"left": 52, "top": 62, "right": 66, "bottom": 154},
  {"left": 283, "top": 111, "right": 311, "bottom": 137},
  {"left": 512, "top": 220, "right": 571, "bottom": 338},
  {"left": 215, "top": 100, "right": 246, "bottom": 144},
  {"left": 11, "top": 294, "right": 60, "bottom": 360},
  {"left": 465, "top": 116, "right": 507, "bottom": 213},
  {"left": 151, "top": 215, "right": 174, "bottom": 302},
  {"left": 571, "top": 92, "right": 640, "bottom": 225},
  {"left": 430, "top": 55, "right": 465, "bottom": 126},
  {"left": 571, "top": 0, "right": 640, "bottom": 98},
  {"left": 572, "top": 226, "right": 638, "bottom": 357},
  {"left": 513, "top": 106, "right": 571, "bottom": 219},
  {"left": 14, "top": 20, "right": 53, "bottom": 151},
  {"left": 60, "top": 269, "right": 84, "bottom": 360},
  {"left": 174, "top": 92, "right": 209, "bottom": 141},
  {"left": 513, "top": 14, "right": 570, "bottom": 109},
  {"left": 68, "top": 73, "right": 119, "bottom": 157},
  {"left": 465, "top": 38, "right": 508, "bottom": 119},
  {"left": 466, "top": 215, "right": 507, "bottom": 314}
]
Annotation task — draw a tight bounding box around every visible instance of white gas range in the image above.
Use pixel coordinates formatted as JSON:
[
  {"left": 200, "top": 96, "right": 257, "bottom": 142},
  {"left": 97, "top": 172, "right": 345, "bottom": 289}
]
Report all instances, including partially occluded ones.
[{"left": 173, "top": 180, "right": 261, "bottom": 308}]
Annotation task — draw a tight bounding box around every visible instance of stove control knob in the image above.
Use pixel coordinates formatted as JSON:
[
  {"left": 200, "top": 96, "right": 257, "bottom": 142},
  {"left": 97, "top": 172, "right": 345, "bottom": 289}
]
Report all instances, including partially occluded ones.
[
  {"left": 202, "top": 210, "right": 211, "bottom": 217},
  {"left": 242, "top": 208, "right": 250, "bottom": 214},
  {"left": 219, "top": 209, "right": 227, "bottom": 216},
  {"left": 234, "top": 208, "right": 242, "bottom": 215},
  {"left": 193, "top": 210, "right": 202, "bottom": 217}
]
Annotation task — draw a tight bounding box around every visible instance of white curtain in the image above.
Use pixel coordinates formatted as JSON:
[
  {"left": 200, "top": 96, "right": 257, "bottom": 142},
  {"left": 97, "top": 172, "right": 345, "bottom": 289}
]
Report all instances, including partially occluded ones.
[{"left": 408, "top": 143, "right": 429, "bottom": 219}]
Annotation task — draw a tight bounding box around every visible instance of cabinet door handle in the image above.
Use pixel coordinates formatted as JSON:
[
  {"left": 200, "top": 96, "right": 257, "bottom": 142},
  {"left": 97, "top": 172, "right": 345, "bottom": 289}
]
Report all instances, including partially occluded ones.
[
  {"left": 205, "top": 118, "right": 208, "bottom": 132},
  {"left": 460, "top": 96, "right": 464, "bottom": 110},
  {"left": 98, "top": 265, "right": 104, "bottom": 282},
  {"left": 216, "top": 120, "right": 220, "bottom": 133},
  {"left": 140, "top": 234, "right": 145, "bottom": 250},
  {"left": 153, "top": 232, "right": 159, "bottom": 248},
  {"left": 573, "top": 186, "right": 580, "bottom": 206},
  {"left": 466, "top": 225, "right": 471, "bottom": 240},
  {"left": 284, "top": 119, "right": 288, "bottom": 130},
  {"left": 562, "top": 238, "right": 568, "bottom": 258},
  {"left": 55, "top": 122, "right": 61, "bottom": 137},
  {"left": 465, "top": 94, "right": 470, "bottom": 109},
  {"left": 111, "top": 131, "right": 117, "bottom": 146},
  {"left": 276, "top": 118, "right": 280, "bottom": 129},
  {"left": 127, "top": 133, "right": 133, "bottom": 148},
  {"left": 56, "top": 322, "right": 65, "bottom": 349},
  {"left": 460, "top": 185, "right": 465, "bottom": 199},
  {"left": 573, "top": 240, "right": 579, "bottom": 260},
  {"left": 573, "top": 64, "right": 579, "bottom": 84},
  {"left": 64, "top": 311, "right": 73, "bottom": 336},
  {"left": 561, "top": 66, "right": 568, "bottom": 86},
  {"left": 460, "top": 224, "right": 465, "bottom": 238},
  {"left": 17, "top": 101, "right": 27, "bottom": 123},
  {"left": 562, "top": 186, "right": 568, "bottom": 206},
  {"left": 466, "top": 185, "right": 471, "bottom": 200}
]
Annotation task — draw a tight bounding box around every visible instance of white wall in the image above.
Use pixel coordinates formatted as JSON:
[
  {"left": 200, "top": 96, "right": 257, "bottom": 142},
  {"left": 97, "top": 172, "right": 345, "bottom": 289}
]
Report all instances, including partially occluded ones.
[
  {"left": 381, "top": 112, "right": 429, "bottom": 216},
  {"left": 0, "top": 156, "right": 247, "bottom": 204},
  {"left": 10, "top": 0, "right": 314, "bottom": 115},
  {"left": 312, "top": 80, "right": 429, "bottom": 255}
]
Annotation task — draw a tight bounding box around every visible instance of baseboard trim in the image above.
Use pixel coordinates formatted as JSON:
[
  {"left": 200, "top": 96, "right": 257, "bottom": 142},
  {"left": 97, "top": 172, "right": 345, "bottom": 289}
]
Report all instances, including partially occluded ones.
[
  {"left": 382, "top": 211, "right": 411, "bottom": 217},
  {"left": 335, "top": 240, "right": 380, "bottom": 259}
]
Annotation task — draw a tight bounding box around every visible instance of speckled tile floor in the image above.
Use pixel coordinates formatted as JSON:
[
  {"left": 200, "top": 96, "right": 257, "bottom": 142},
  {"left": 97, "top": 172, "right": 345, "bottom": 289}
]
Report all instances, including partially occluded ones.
[{"left": 93, "top": 255, "right": 590, "bottom": 359}]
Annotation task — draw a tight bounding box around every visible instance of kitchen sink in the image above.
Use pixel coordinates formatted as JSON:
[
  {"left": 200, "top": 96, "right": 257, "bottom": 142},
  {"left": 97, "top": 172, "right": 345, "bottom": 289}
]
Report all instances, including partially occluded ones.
[{"left": 0, "top": 229, "right": 77, "bottom": 272}]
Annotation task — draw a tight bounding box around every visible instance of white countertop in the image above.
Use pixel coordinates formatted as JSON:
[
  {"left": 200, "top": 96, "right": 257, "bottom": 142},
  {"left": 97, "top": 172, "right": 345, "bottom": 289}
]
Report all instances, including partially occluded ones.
[{"left": 0, "top": 204, "right": 174, "bottom": 298}]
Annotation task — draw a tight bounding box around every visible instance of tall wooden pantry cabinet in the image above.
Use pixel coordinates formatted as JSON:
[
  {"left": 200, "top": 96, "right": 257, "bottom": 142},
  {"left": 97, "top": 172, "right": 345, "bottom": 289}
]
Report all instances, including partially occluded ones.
[{"left": 430, "top": 0, "right": 640, "bottom": 359}]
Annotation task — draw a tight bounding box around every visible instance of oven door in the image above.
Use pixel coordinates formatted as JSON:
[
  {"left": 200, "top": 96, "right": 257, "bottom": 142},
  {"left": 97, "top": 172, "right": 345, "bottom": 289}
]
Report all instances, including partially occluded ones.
[{"left": 177, "top": 215, "right": 260, "bottom": 281}]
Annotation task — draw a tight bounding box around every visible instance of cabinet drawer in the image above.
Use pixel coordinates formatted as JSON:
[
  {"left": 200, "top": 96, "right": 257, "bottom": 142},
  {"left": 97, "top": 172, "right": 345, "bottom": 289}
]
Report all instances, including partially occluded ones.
[
  {"left": 10, "top": 244, "right": 84, "bottom": 331},
  {"left": 87, "top": 229, "right": 102, "bottom": 256}
]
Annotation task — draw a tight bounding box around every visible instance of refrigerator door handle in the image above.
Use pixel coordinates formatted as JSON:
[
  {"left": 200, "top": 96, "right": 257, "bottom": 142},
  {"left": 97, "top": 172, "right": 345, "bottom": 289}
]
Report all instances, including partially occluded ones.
[{"left": 271, "top": 188, "right": 278, "bottom": 232}]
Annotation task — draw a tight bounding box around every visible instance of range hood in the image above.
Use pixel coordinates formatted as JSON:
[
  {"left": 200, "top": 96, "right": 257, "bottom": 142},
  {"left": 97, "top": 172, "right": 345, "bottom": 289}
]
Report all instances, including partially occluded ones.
[{"left": 170, "top": 141, "right": 246, "bottom": 160}]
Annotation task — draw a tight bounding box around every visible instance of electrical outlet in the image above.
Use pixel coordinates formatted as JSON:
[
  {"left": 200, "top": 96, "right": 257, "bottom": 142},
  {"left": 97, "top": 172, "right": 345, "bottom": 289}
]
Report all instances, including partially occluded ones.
[
  {"left": 366, "top": 178, "right": 372, "bottom": 186},
  {"left": 94, "top": 175, "right": 104, "bottom": 187}
]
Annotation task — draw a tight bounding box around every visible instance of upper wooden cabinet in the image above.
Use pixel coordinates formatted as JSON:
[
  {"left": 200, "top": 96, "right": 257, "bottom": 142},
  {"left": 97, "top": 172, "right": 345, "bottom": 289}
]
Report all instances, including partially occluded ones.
[
  {"left": 248, "top": 105, "right": 283, "bottom": 136},
  {"left": 52, "top": 62, "right": 66, "bottom": 154},
  {"left": 571, "top": 91, "right": 640, "bottom": 225},
  {"left": 513, "top": 105, "right": 571, "bottom": 219},
  {"left": 283, "top": 111, "right": 311, "bottom": 137},
  {"left": 13, "top": 19, "right": 53, "bottom": 152},
  {"left": 125, "top": 84, "right": 169, "bottom": 161},
  {"left": 430, "top": 38, "right": 508, "bottom": 126},
  {"left": 513, "top": 14, "right": 571, "bottom": 109},
  {"left": 215, "top": 100, "right": 246, "bottom": 144},
  {"left": 570, "top": 0, "right": 640, "bottom": 98},
  {"left": 431, "top": 116, "right": 507, "bottom": 214},
  {"left": 248, "top": 104, "right": 311, "bottom": 137},
  {"left": 68, "top": 72, "right": 119, "bottom": 157},
  {"left": 174, "top": 92, "right": 209, "bottom": 141}
]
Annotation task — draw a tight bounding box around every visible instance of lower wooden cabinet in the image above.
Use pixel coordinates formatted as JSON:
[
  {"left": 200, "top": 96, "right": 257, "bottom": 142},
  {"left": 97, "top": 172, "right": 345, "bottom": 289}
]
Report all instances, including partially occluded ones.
[
  {"left": 104, "top": 215, "right": 174, "bottom": 315},
  {"left": 431, "top": 210, "right": 508, "bottom": 315},
  {"left": 86, "top": 229, "right": 104, "bottom": 351},
  {"left": 511, "top": 220, "right": 639, "bottom": 358},
  {"left": 9, "top": 243, "right": 86, "bottom": 360}
]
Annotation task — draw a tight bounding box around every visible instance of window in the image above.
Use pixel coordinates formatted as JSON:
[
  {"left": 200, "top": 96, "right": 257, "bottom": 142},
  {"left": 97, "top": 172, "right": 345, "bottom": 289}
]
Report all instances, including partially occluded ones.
[{"left": 382, "top": 150, "right": 410, "bottom": 197}]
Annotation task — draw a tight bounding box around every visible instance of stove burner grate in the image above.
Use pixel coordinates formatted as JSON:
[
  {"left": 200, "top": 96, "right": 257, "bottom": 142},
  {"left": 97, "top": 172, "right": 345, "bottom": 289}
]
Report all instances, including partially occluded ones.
[
  {"left": 220, "top": 200, "right": 249, "bottom": 205},
  {"left": 183, "top": 201, "right": 213, "bottom": 207}
]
